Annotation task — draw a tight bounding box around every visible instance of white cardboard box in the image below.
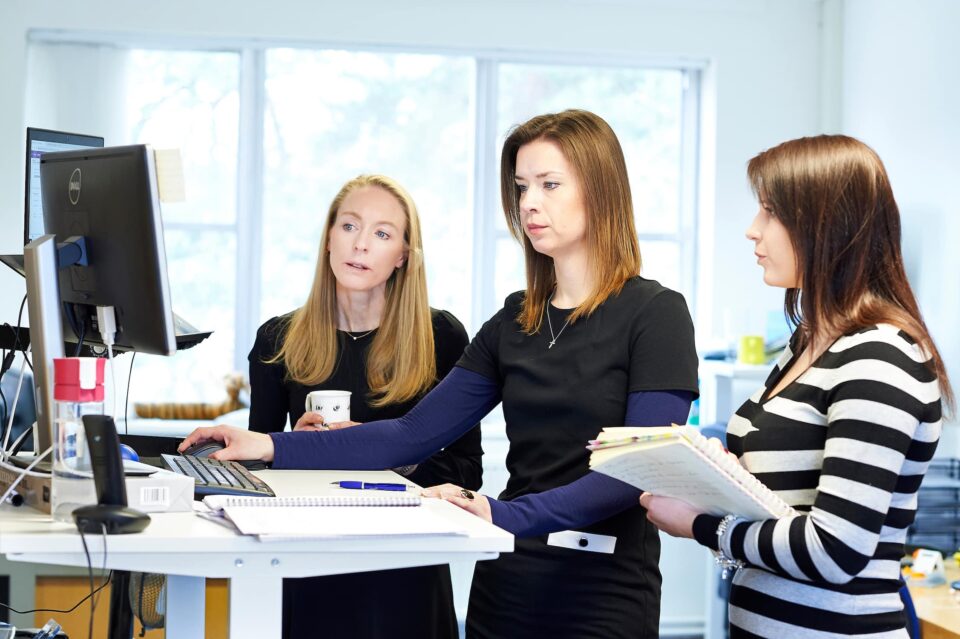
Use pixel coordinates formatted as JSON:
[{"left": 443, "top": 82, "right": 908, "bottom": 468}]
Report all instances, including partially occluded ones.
[
  {"left": 1, "top": 463, "right": 194, "bottom": 514},
  {"left": 125, "top": 467, "right": 195, "bottom": 512}
]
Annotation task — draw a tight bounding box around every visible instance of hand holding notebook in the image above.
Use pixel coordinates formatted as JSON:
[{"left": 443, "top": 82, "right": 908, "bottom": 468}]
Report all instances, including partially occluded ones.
[{"left": 588, "top": 425, "right": 795, "bottom": 520}]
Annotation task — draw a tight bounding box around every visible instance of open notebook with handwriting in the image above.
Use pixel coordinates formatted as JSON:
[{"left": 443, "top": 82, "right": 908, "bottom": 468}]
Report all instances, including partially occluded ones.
[
  {"left": 201, "top": 494, "right": 467, "bottom": 540},
  {"left": 588, "top": 425, "right": 796, "bottom": 520}
]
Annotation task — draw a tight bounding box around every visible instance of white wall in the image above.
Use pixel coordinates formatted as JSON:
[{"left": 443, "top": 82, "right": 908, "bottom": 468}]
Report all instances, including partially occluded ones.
[{"left": 841, "top": 0, "right": 960, "bottom": 454}]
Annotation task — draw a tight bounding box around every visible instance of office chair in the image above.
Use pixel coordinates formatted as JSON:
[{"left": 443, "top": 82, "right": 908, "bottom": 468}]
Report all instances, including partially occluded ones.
[{"left": 900, "top": 577, "right": 921, "bottom": 638}]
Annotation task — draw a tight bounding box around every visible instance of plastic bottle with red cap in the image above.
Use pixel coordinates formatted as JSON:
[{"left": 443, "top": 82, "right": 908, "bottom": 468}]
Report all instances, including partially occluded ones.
[{"left": 50, "top": 357, "right": 105, "bottom": 523}]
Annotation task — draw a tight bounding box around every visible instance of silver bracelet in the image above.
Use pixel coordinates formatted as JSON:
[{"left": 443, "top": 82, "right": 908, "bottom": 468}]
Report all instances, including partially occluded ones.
[{"left": 713, "top": 514, "right": 743, "bottom": 580}]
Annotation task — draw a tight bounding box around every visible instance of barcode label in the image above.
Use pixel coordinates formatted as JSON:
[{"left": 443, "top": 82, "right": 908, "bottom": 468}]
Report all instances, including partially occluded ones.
[{"left": 140, "top": 486, "right": 170, "bottom": 507}]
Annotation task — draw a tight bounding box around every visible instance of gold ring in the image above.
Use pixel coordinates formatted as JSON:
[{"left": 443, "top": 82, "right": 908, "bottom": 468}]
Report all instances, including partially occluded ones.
[{"left": 460, "top": 488, "right": 475, "bottom": 500}]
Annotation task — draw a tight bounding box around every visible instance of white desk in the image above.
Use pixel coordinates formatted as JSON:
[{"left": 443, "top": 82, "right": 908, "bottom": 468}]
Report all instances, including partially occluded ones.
[{"left": 0, "top": 469, "right": 513, "bottom": 638}]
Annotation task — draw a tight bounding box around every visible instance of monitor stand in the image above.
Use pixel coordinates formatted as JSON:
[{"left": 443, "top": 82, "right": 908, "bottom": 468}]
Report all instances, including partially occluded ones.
[
  {"left": 23, "top": 236, "right": 63, "bottom": 461},
  {"left": 2, "top": 252, "right": 212, "bottom": 352},
  {"left": 0, "top": 254, "right": 24, "bottom": 276}
]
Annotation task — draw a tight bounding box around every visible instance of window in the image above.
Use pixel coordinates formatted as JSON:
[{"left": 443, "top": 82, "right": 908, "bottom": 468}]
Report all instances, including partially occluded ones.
[
  {"left": 259, "top": 49, "right": 475, "bottom": 330},
  {"left": 491, "top": 62, "right": 695, "bottom": 310},
  {"left": 26, "top": 34, "right": 700, "bottom": 624},
  {"left": 24, "top": 38, "right": 699, "bottom": 410},
  {"left": 123, "top": 50, "right": 241, "bottom": 403}
]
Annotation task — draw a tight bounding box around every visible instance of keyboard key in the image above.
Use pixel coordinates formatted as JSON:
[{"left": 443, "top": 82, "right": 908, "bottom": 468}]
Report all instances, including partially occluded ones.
[
  {"left": 160, "top": 454, "right": 275, "bottom": 498},
  {"left": 186, "top": 457, "right": 219, "bottom": 486},
  {"left": 174, "top": 458, "right": 204, "bottom": 483}
]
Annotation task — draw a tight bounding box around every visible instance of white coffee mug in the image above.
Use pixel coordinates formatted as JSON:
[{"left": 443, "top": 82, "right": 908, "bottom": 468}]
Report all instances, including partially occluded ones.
[{"left": 305, "top": 390, "right": 351, "bottom": 424}]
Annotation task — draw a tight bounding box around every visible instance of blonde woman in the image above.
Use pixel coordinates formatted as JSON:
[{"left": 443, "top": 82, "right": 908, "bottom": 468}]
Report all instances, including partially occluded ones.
[
  {"left": 183, "top": 111, "right": 699, "bottom": 638},
  {"left": 248, "top": 174, "right": 481, "bottom": 639}
]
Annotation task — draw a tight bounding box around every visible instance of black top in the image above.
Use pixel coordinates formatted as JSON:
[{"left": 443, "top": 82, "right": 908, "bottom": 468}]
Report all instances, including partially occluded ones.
[
  {"left": 458, "top": 277, "right": 698, "bottom": 501},
  {"left": 249, "top": 308, "right": 482, "bottom": 489},
  {"left": 457, "top": 277, "right": 699, "bottom": 639},
  {"left": 248, "top": 308, "right": 481, "bottom": 639}
]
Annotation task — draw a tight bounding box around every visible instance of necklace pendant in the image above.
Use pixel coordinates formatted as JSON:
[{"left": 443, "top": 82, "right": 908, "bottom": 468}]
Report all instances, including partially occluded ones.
[
  {"left": 548, "top": 340, "right": 556, "bottom": 349},
  {"left": 351, "top": 335, "right": 357, "bottom": 340}
]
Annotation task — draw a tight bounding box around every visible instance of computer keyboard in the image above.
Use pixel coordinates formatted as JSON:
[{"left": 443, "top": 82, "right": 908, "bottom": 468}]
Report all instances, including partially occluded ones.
[{"left": 161, "top": 454, "right": 275, "bottom": 498}]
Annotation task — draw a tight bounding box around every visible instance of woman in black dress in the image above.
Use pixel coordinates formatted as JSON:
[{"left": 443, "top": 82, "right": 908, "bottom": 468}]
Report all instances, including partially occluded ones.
[
  {"left": 184, "top": 111, "right": 698, "bottom": 638},
  {"left": 248, "top": 174, "right": 482, "bottom": 639}
]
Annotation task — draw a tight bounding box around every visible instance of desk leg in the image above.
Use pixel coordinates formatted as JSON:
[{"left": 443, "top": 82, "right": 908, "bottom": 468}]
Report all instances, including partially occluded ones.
[
  {"left": 704, "top": 554, "right": 728, "bottom": 639},
  {"left": 166, "top": 575, "right": 205, "bottom": 639},
  {"left": 229, "top": 575, "right": 282, "bottom": 639}
]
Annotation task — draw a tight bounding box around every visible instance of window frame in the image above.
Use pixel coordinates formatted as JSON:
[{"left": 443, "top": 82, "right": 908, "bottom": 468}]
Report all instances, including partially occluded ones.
[
  {"left": 473, "top": 60, "right": 702, "bottom": 327},
  {"left": 29, "top": 30, "right": 703, "bottom": 374}
]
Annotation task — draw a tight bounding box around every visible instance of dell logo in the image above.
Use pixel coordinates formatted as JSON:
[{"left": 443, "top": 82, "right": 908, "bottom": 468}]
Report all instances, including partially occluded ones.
[{"left": 68, "top": 168, "right": 82, "bottom": 205}]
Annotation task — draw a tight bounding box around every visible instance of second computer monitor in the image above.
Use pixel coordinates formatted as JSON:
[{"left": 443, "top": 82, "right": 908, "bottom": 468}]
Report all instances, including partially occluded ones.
[{"left": 25, "top": 127, "right": 104, "bottom": 245}]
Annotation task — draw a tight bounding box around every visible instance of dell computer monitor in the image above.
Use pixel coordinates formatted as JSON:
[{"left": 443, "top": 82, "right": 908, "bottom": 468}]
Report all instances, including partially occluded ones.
[
  {"left": 25, "top": 128, "right": 104, "bottom": 245},
  {"left": 39, "top": 145, "right": 177, "bottom": 356},
  {"left": 24, "top": 144, "right": 177, "bottom": 459}
]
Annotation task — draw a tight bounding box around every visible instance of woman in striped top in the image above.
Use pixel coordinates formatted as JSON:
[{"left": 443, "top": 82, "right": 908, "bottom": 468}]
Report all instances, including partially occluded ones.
[{"left": 641, "top": 134, "right": 953, "bottom": 638}]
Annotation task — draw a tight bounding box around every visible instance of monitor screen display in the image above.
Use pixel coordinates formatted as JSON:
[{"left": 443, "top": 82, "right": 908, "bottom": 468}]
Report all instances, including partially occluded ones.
[{"left": 25, "top": 127, "right": 104, "bottom": 245}]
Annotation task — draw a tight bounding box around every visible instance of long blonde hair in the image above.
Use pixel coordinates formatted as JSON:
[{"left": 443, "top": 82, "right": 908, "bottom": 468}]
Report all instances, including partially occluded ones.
[
  {"left": 269, "top": 175, "right": 436, "bottom": 407},
  {"left": 500, "top": 109, "right": 642, "bottom": 333}
]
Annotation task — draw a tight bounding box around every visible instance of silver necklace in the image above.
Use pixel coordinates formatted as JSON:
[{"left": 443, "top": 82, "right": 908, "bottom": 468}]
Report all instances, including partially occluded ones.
[
  {"left": 344, "top": 328, "right": 376, "bottom": 341},
  {"left": 544, "top": 293, "right": 571, "bottom": 349}
]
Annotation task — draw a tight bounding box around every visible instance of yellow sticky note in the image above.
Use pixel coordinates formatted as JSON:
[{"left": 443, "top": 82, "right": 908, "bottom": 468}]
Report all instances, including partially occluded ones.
[{"left": 154, "top": 148, "right": 186, "bottom": 203}]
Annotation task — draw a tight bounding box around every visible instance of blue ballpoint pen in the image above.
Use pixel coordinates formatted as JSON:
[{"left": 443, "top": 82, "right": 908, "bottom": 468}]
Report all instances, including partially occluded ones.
[{"left": 331, "top": 481, "right": 409, "bottom": 491}]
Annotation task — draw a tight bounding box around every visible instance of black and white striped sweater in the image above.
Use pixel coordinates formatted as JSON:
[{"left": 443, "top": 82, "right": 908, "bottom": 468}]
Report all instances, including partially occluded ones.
[{"left": 694, "top": 324, "right": 942, "bottom": 638}]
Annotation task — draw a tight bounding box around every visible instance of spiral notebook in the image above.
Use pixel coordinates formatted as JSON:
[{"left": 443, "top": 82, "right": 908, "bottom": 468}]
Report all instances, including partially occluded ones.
[
  {"left": 588, "top": 425, "right": 795, "bottom": 519},
  {"left": 201, "top": 494, "right": 467, "bottom": 539},
  {"left": 203, "top": 494, "right": 422, "bottom": 510}
]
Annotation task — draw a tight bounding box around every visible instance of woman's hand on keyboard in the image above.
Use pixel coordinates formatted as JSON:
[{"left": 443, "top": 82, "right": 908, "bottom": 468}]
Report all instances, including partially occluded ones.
[{"left": 178, "top": 425, "right": 275, "bottom": 463}]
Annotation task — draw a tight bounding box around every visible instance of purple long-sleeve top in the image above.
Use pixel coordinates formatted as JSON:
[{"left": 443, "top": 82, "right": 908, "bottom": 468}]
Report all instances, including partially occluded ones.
[{"left": 270, "top": 366, "right": 692, "bottom": 536}]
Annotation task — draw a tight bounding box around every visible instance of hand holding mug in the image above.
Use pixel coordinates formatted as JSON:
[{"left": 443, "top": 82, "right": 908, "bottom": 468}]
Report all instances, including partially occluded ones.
[
  {"left": 303, "top": 390, "right": 352, "bottom": 429},
  {"left": 294, "top": 412, "right": 328, "bottom": 431},
  {"left": 294, "top": 411, "right": 362, "bottom": 432}
]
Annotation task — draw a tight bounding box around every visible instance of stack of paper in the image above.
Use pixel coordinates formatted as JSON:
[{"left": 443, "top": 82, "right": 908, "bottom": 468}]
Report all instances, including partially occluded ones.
[
  {"left": 200, "top": 495, "right": 468, "bottom": 540},
  {"left": 589, "top": 425, "right": 795, "bottom": 519}
]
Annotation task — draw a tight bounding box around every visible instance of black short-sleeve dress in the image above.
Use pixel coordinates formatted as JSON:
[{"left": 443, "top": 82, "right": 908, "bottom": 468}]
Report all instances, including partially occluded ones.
[
  {"left": 458, "top": 277, "right": 699, "bottom": 639},
  {"left": 249, "top": 308, "right": 483, "bottom": 639}
]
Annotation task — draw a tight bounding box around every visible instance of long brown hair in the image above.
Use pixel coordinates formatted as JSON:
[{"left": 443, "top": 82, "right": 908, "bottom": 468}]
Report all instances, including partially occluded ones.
[
  {"left": 268, "top": 175, "right": 436, "bottom": 407},
  {"left": 747, "top": 134, "right": 953, "bottom": 408},
  {"left": 500, "top": 109, "right": 642, "bottom": 334}
]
